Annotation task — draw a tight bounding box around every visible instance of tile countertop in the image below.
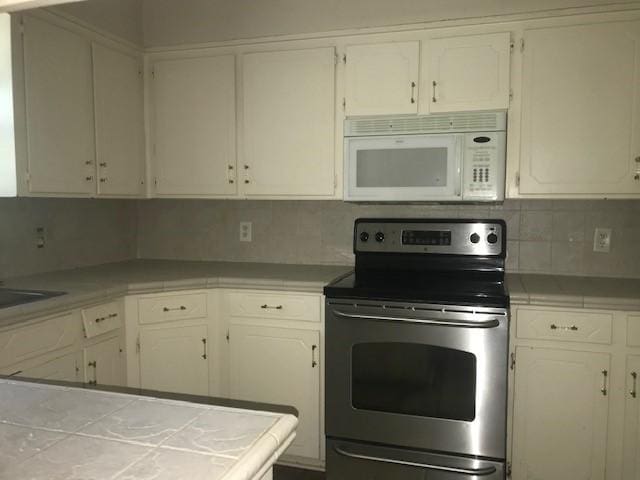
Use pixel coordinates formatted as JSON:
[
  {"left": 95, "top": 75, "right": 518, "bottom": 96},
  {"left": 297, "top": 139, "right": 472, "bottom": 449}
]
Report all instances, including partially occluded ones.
[
  {"left": 0, "top": 259, "right": 352, "bottom": 329},
  {"left": 0, "top": 259, "right": 639, "bottom": 330},
  {"left": 0, "top": 378, "right": 297, "bottom": 480},
  {"left": 507, "top": 273, "right": 640, "bottom": 310}
]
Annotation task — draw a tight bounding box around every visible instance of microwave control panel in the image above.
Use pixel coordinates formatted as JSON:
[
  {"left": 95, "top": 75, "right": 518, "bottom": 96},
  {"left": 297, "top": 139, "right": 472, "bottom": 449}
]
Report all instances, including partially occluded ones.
[{"left": 462, "top": 132, "right": 506, "bottom": 201}]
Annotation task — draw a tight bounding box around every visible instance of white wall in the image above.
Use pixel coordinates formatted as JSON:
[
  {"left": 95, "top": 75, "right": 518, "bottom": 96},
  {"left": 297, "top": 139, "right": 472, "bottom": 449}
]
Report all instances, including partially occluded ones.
[
  {"left": 51, "top": 0, "right": 143, "bottom": 45},
  {"left": 142, "top": 0, "right": 639, "bottom": 46},
  {"left": 0, "top": 12, "right": 16, "bottom": 197}
]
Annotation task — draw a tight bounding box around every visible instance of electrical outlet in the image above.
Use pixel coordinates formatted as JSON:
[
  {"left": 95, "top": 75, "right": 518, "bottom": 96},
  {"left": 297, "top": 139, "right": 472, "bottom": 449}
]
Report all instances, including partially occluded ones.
[
  {"left": 593, "top": 228, "right": 612, "bottom": 253},
  {"left": 239, "top": 222, "right": 252, "bottom": 242},
  {"left": 35, "top": 226, "right": 46, "bottom": 249}
]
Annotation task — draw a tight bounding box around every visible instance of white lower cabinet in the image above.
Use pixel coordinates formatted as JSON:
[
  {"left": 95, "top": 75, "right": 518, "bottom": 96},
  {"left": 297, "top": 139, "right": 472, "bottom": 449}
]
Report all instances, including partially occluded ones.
[
  {"left": 511, "top": 346, "right": 610, "bottom": 480},
  {"left": 20, "top": 352, "right": 80, "bottom": 382},
  {"left": 139, "top": 324, "right": 209, "bottom": 395},
  {"left": 228, "top": 324, "right": 320, "bottom": 460},
  {"left": 83, "top": 335, "right": 124, "bottom": 387},
  {"left": 623, "top": 355, "right": 640, "bottom": 479}
]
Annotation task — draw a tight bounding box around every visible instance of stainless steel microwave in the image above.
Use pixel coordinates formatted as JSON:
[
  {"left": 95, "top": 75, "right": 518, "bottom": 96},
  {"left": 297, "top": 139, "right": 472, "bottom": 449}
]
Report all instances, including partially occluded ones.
[{"left": 343, "top": 111, "right": 507, "bottom": 202}]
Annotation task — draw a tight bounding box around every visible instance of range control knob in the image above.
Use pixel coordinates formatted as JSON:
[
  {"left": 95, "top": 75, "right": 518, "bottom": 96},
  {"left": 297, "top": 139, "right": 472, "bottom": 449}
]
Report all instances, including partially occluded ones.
[
  {"left": 470, "top": 233, "right": 481, "bottom": 244},
  {"left": 487, "top": 233, "right": 499, "bottom": 244},
  {"left": 360, "top": 231, "right": 370, "bottom": 242},
  {"left": 375, "top": 232, "right": 385, "bottom": 243}
]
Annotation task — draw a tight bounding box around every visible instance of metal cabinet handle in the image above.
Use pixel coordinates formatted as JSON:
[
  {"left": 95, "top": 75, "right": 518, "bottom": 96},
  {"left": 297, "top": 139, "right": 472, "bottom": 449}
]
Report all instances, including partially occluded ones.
[
  {"left": 229, "top": 179, "right": 235, "bottom": 184},
  {"left": 631, "top": 371, "right": 638, "bottom": 398},
  {"left": 99, "top": 162, "right": 107, "bottom": 167},
  {"left": 163, "top": 306, "right": 186, "bottom": 312},
  {"left": 99, "top": 178, "right": 107, "bottom": 183},
  {"left": 85, "top": 176, "right": 93, "bottom": 181},
  {"left": 550, "top": 324, "right": 578, "bottom": 331},
  {"left": 333, "top": 445, "right": 496, "bottom": 476},
  {"left": 201, "top": 338, "right": 207, "bottom": 360},
  {"left": 95, "top": 312, "right": 118, "bottom": 323},
  {"left": 601, "top": 370, "right": 608, "bottom": 396},
  {"left": 410, "top": 81, "right": 416, "bottom": 104},
  {"left": 261, "top": 304, "right": 283, "bottom": 310},
  {"left": 432, "top": 80, "right": 438, "bottom": 103},
  {"left": 88, "top": 361, "right": 97, "bottom": 385},
  {"left": 312, "top": 345, "right": 318, "bottom": 368},
  {"left": 244, "top": 179, "right": 250, "bottom": 184},
  {"left": 85, "top": 160, "right": 93, "bottom": 166},
  {"left": 635, "top": 157, "right": 640, "bottom": 180}
]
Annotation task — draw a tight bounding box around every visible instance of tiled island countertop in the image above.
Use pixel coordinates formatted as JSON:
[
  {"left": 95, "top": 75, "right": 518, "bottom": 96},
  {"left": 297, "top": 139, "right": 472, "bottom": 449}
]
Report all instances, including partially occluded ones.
[{"left": 0, "top": 379, "right": 297, "bottom": 480}]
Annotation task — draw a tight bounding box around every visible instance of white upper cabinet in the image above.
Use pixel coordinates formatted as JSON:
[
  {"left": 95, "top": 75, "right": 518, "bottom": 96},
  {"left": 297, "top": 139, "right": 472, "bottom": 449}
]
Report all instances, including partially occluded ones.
[
  {"left": 23, "top": 15, "right": 95, "bottom": 195},
  {"left": 422, "top": 32, "right": 511, "bottom": 113},
  {"left": 344, "top": 41, "right": 419, "bottom": 116},
  {"left": 152, "top": 54, "right": 237, "bottom": 196},
  {"left": 92, "top": 43, "right": 145, "bottom": 197},
  {"left": 519, "top": 20, "right": 640, "bottom": 196},
  {"left": 241, "top": 47, "right": 335, "bottom": 197}
]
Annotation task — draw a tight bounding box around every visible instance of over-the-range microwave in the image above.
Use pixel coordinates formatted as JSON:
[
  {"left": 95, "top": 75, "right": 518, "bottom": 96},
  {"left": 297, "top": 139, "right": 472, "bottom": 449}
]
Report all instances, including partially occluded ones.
[{"left": 343, "top": 111, "right": 506, "bottom": 202}]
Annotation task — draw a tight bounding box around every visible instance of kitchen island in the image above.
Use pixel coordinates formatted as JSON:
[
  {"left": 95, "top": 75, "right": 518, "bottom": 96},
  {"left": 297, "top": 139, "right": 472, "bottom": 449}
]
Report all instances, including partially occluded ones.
[{"left": 0, "top": 378, "right": 297, "bottom": 480}]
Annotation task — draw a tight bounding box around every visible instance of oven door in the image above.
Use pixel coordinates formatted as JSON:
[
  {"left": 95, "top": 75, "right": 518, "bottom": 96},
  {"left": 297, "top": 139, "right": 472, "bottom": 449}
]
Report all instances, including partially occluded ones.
[
  {"left": 326, "top": 299, "right": 509, "bottom": 459},
  {"left": 344, "top": 134, "right": 463, "bottom": 201}
]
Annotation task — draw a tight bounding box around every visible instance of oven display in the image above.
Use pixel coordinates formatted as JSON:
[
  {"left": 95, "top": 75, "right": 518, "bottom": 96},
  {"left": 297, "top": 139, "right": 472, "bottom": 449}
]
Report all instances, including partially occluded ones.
[{"left": 402, "top": 230, "right": 451, "bottom": 246}]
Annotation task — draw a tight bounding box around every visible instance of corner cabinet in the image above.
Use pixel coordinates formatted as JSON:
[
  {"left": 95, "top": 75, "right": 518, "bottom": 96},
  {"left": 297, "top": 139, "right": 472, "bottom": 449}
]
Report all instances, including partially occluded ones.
[
  {"left": 519, "top": 20, "right": 640, "bottom": 196},
  {"left": 151, "top": 54, "right": 237, "bottom": 197},
  {"left": 92, "top": 43, "right": 145, "bottom": 197},
  {"left": 241, "top": 47, "right": 336, "bottom": 197}
]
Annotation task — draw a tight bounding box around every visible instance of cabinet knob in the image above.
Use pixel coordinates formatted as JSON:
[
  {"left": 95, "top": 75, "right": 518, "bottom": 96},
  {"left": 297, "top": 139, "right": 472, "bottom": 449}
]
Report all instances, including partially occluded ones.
[
  {"left": 229, "top": 179, "right": 234, "bottom": 184},
  {"left": 228, "top": 165, "right": 234, "bottom": 170},
  {"left": 244, "top": 165, "right": 250, "bottom": 170},
  {"left": 244, "top": 179, "right": 250, "bottom": 184}
]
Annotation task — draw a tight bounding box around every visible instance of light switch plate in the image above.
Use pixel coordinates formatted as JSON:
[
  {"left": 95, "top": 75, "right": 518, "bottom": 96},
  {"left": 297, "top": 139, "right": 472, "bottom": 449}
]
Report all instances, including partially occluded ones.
[
  {"left": 240, "top": 222, "right": 252, "bottom": 242},
  {"left": 593, "top": 228, "right": 612, "bottom": 253}
]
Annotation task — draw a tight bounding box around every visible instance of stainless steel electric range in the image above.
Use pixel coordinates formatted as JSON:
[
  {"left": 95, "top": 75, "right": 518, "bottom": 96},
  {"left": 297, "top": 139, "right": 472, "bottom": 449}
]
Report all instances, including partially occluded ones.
[{"left": 324, "top": 218, "right": 510, "bottom": 480}]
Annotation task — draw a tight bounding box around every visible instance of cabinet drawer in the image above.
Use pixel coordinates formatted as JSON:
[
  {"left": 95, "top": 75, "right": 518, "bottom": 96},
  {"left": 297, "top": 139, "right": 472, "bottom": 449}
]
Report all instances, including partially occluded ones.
[
  {"left": 82, "top": 301, "right": 121, "bottom": 339},
  {"left": 0, "top": 314, "right": 78, "bottom": 368},
  {"left": 627, "top": 314, "right": 640, "bottom": 347},
  {"left": 138, "top": 293, "right": 207, "bottom": 325},
  {"left": 517, "top": 308, "right": 613, "bottom": 344},
  {"left": 228, "top": 291, "right": 321, "bottom": 322}
]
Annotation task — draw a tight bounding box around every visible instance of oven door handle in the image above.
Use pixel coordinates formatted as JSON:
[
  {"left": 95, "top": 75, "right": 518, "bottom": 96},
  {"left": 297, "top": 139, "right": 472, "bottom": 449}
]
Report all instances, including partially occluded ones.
[
  {"left": 333, "top": 310, "right": 500, "bottom": 328},
  {"left": 333, "top": 445, "right": 497, "bottom": 476}
]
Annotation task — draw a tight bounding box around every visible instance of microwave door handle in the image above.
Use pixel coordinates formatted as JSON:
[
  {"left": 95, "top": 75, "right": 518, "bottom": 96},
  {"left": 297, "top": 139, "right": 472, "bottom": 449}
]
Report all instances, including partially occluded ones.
[{"left": 333, "top": 445, "right": 497, "bottom": 476}]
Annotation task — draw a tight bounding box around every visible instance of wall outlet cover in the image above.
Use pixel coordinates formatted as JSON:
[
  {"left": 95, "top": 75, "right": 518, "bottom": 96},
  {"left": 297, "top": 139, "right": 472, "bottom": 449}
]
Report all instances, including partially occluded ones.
[
  {"left": 240, "top": 221, "right": 252, "bottom": 242},
  {"left": 593, "top": 227, "right": 612, "bottom": 253}
]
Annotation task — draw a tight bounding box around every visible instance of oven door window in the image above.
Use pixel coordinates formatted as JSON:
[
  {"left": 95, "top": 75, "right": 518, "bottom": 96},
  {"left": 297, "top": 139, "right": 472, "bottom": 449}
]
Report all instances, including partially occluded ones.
[{"left": 351, "top": 342, "right": 476, "bottom": 421}]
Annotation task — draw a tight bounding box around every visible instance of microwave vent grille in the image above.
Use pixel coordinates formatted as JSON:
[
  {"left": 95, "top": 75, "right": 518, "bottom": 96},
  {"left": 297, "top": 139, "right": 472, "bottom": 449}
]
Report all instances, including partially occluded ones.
[{"left": 345, "top": 111, "right": 505, "bottom": 136}]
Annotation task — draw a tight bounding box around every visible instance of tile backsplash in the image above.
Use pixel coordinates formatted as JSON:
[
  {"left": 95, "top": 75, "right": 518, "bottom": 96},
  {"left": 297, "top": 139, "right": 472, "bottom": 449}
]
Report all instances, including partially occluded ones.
[
  {"left": 0, "top": 198, "right": 137, "bottom": 280},
  {"left": 0, "top": 197, "right": 638, "bottom": 280},
  {"left": 137, "top": 199, "right": 640, "bottom": 278}
]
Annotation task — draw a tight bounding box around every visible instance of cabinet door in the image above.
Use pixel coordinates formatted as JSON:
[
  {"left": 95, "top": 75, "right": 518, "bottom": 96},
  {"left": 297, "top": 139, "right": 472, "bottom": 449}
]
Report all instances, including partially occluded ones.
[
  {"left": 84, "top": 336, "right": 123, "bottom": 387},
  {"left": 139, "top": 324, "right": 208, "bottom": 395},
  {"left": 229, "top": 325, "right": 320, "bottom": 459},
  {"left": 511, "top": 347, "right": 610, "bottom": 480},
  {"left": 345, "top": 41, "right": 419, "bottom": 116},
  {"left": 425, "top": 33, "right": 510, "bottom": 113},
  {"left": 20, "top": 352, "right": 79, "bottom": 382},
  {"left": 520, "top": 21, "right": 640, "bottom": 195},
  {"left": 23, "top": 15, "right": 95, "bottom": 195},
  {"left": 623, "top": 355, "right": 640, "bottom": 480},
  {"left": 92, "top": 43, "right": 144, "bottom": 197},
  {"left": 242, "top": 47, "right": 335, "bottom": 196},
  {"left": 152, "top": 55, "right": 236, "bottom": 196}
]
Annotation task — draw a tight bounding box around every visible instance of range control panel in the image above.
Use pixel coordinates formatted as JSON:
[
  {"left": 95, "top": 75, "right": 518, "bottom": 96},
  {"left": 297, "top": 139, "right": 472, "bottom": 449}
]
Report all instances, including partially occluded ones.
[{"left": 355, "top": 219, "right": 505, "bottom": 256}]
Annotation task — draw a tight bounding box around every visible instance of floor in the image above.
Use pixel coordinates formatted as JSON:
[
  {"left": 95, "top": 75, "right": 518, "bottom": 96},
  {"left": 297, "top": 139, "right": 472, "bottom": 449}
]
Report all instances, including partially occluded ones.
[{"left": 273, "top": 465, "right": 325, "bottom": 480}]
